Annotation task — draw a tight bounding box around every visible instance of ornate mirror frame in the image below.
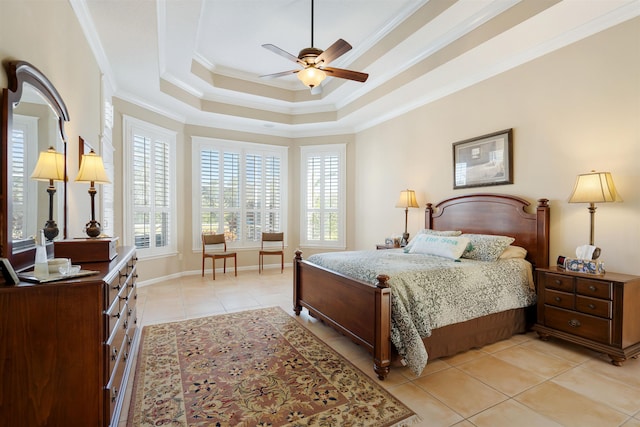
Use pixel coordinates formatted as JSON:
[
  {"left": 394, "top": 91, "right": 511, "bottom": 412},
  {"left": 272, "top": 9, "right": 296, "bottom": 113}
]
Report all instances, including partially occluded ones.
[{"left": 1, "top": 60, "right": 69, "bottom": 270}]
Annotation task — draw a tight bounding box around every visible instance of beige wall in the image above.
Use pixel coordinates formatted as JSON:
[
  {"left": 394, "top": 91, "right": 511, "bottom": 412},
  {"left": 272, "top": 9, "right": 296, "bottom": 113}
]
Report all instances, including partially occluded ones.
[
  {"left": 354, "top": 17, "right": 640, "bottom": 275},
  {"left": 2, "top": 3, "right": 638, "bottom": 279}
]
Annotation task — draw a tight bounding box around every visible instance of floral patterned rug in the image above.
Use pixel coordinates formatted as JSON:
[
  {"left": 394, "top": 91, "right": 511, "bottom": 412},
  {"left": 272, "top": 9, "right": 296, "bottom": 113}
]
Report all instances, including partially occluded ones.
[{"left": 127, "top": 306, "right": 419, "bottom": 426}]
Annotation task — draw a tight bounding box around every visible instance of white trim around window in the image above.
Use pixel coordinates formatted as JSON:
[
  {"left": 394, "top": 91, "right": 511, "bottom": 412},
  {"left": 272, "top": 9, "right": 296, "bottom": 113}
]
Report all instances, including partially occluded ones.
[
  {"left": 300, "top": 143, "right": 346, "bottom": 249},
  {"left": 122, "top": 115, "right": 177, "bottom": 258}
]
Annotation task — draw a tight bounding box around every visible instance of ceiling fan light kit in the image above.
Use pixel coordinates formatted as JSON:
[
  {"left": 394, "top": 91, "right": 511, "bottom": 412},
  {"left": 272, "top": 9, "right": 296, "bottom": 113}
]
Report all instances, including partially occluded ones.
[
  {"left": 260, "top": 0, "right": 368, "bottom": 90},
  {"left": 297, "top": 67, "right": 326, "bottom": 88}
]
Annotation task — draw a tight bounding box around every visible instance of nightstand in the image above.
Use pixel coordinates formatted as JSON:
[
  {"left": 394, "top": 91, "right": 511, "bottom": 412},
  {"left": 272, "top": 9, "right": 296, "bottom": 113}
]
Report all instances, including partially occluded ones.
[
  {"left": 534, "top": 267, "right": 640, "bottom": 366},
  {"left": 376, "top": 244, "right": 395, "bottom": 250}
]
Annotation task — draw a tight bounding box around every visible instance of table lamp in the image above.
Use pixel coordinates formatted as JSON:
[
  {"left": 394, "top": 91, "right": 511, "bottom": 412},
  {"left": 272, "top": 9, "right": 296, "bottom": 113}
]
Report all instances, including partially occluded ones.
[
  {"left": 76, "top": 149, "right": 110, "bottom": 238},
  {"left": 396, "top": 189, "right": 419, "bottom": 246},
  {"left": 568, "top": 170, "right": 622, "bottom": 254},
  {"left": 30, "top": 146, "right": 65, "bottom": 241}
]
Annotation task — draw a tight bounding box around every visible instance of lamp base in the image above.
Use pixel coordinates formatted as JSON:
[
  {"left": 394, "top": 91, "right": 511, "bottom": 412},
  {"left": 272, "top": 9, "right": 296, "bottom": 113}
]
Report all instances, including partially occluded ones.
[
  {"left": 84, "top": 220, "right": 102, "bottom": 238},
  {"left": 400, "top": 232, "right": 410, "bottom": 247},
  {"left": 43, "top": 220, "right": 59, "bottom": 241}
]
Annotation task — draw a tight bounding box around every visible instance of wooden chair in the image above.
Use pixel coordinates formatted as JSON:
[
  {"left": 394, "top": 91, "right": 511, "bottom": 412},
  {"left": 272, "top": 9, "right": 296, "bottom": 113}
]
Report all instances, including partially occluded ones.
[
  {"left": 201, "top": 233, "right": 237, "bottom": 279},
  {"left": 259, "top": 232, "right": 284, "bottom": 273}
]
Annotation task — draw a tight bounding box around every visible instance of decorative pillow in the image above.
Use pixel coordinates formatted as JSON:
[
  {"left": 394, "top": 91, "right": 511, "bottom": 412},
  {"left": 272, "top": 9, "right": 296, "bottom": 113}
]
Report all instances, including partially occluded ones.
[
  {"left": 461, "top": 234, "right": 515, "bottom": 262},
  {"left": 404, "top": 229, "right": 462, "bottom": 253},
  {"left": 408, "top": 234, "right": 470, "bottom": 260},
  {"left": 499, "top": 245, "right": 527, "bottom": 260}
]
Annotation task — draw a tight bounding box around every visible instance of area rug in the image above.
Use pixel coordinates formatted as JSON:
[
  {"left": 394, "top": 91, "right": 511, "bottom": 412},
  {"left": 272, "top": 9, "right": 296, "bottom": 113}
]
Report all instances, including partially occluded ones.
[{"left": 127, "top": 306, "right": 419, "bottom": 426}]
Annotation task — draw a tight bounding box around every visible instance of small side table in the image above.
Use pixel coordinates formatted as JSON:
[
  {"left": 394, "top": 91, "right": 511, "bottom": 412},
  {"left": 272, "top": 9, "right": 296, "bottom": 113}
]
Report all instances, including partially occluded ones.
[
  {"left": 534, "top": 266, "right": 640, "bottom": 366},
  {"left": 376, "top": 244, "right": 404, "bottom": 250},
  {"left": 376, "top": 244, "right": 394, "bottom": 250}
]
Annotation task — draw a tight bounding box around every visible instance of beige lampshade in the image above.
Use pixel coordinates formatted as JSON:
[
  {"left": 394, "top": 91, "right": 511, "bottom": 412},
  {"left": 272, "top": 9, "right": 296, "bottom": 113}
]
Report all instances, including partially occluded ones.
[
  {"left": 31, "top": 147, "right": 64, "bottom": 181},
  {"left": 76, "top": 149, "right": 111, "bottom": 184},
  {"left": 569, "top": 171, "right": 622, "bottom": 204},
  {"left": 395, "top": 189, "right": 419, "bottom": 209},
  {"left": 297, "top": 67, "right": 326, "bottom": 88}
]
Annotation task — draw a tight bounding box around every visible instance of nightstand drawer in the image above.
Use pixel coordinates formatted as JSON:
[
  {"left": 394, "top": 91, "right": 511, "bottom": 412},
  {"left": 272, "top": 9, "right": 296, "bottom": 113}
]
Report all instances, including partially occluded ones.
[
  {"left": 576, "top": 278, "right": 612, "bottom": 300},
  {"left": 544, "top": 273, "right": 575, "bottom": 292},
  {"left": 544, "top": 306, "right": 611, "bottom": 344},
  {"left": 576, "top": 295, "right": 612, "bottom": 318},
  {"left": 544, "top": 289, "right": 574, "bottom": 310}
]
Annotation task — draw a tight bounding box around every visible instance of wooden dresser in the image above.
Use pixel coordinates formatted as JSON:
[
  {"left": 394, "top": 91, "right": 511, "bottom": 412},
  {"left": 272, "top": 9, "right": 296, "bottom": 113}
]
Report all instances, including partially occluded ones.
[
  {"left": 0, "top": 246, "right": 138, "bottom": 427},
  {"left": 534, "top": 266, "right": 640, "bottom": 366}
]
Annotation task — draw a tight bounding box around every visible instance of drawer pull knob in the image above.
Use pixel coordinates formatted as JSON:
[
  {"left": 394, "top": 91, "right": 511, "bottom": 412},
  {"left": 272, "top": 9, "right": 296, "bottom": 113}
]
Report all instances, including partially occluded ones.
[
  {"left": 554, "top": 297, "right": 561, "bottom": 302},
  {"left": 568, "top": 319, "right": 581, "bottom": 328},
  {"left": 589, "top": 285, "right": 597, "bottom": 292},
  {"left": 554, "top": 279, "right": 562, "bottom": 285},
  {"left": 588, "top": 303, "right": 596, "bottom": 309}
]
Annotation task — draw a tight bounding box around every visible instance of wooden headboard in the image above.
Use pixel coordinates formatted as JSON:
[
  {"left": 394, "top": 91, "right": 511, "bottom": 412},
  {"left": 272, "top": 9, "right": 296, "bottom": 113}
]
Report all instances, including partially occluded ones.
[{"left": 426, "top": 193, "right": 550, "bottom": 269}]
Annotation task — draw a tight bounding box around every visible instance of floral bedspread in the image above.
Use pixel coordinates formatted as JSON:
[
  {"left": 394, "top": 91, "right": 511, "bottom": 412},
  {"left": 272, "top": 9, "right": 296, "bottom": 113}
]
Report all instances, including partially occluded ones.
[{"left": 307, "top": 249, "right": 536, "bottom": 375}]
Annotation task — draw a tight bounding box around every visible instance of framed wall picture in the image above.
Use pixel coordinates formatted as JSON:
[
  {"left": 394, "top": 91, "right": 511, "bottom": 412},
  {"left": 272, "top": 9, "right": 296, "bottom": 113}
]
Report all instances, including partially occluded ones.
[
  {"left": 79, "top": 136, "right": 94, "bottom": 169},
  {"left": 453, "top": 128, "right": 513, "bottom": 189}
]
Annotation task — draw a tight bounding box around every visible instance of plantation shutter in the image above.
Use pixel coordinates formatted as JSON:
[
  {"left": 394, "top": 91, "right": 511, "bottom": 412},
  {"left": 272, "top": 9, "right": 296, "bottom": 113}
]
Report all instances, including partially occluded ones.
[
  {"left": 194, "top": 139, "right": 287, "bottom": 248},
  {"left": 300, "top": 144, "right": 345, "bottom": 248},
  {"left": 11, "top": 127, "right": 26, "bottom": 240},
  {"left": 132, "top": 134, "right": 171, "bottom": 250}
]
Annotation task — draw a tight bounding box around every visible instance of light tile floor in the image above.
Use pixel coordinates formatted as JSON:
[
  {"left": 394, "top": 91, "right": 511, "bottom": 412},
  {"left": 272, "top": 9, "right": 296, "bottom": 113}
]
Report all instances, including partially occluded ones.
[{"left": 119, "top": 267, "right": 640, "bottom": 427}]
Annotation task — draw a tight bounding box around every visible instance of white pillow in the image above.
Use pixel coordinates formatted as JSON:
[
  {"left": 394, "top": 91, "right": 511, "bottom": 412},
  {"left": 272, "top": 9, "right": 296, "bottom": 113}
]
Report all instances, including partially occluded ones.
[
  {"left": 499, "top": 245, "right": 527, "bottom": 259},
  {"left": 408, "top": 234, "right": 470, "bottom": 260}
]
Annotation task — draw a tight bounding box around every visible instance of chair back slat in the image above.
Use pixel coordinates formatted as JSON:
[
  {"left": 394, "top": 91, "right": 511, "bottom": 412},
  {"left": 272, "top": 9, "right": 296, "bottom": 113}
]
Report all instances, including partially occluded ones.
[
  {"left": 202, "top": 233, "right": 226, "bottom": 249},
  {"left": 261, "top": 232, "right": 283, "bottom": 242}
]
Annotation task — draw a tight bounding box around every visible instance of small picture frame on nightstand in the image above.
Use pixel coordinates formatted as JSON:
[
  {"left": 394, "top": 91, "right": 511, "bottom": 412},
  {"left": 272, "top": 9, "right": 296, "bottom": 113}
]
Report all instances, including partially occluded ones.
[{"left": 0, "top": 258, "right": 20, "bottom": 285}]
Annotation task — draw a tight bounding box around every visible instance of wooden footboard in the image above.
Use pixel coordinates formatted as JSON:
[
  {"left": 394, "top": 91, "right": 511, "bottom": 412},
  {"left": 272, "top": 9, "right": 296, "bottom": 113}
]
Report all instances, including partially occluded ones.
[{"left": 293, "top": 250, "right": 392, "bottom": 380}]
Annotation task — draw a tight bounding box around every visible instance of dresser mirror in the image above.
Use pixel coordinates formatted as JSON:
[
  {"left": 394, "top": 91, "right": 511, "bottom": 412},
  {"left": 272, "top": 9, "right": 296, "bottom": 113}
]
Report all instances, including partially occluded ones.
[{"left": 1, "top": 61, "right": 69, "bottom": 270}]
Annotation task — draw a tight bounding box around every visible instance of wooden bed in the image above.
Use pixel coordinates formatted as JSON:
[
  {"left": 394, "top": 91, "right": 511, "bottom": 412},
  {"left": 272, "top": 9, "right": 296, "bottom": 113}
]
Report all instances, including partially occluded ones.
[{"left": 293, "top": 193, "right": 550, "bottom": 379}]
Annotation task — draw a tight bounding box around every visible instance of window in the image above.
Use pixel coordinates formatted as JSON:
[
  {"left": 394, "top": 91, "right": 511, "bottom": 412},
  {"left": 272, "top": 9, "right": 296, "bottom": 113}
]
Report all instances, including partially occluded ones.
[
  {"left": 11, "top": 115, "right": 39, "bottom": 241},
  {"left": 193, "top": 137, "right": 287, "bottom": 249},
  {"left": 300, "top": 144, "right": 346, "bottom": 249},
  {"left": 123, "top": 116, "right": 177, "bottom": 258}
]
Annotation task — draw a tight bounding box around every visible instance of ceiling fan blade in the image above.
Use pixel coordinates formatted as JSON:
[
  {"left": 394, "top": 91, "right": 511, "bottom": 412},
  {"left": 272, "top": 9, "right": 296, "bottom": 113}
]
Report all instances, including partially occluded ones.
[
  {"left": 259, "top": 69, "right": 299, "bottom": 79},
  {"left": 323, "top": 67, "right": 368, "bottom": 83},
  {"left": 315, "top": 39, "right": 352, "bottom": 65},
  {"left": 262, "top": 44, "right": 305, "bottom": 66}
]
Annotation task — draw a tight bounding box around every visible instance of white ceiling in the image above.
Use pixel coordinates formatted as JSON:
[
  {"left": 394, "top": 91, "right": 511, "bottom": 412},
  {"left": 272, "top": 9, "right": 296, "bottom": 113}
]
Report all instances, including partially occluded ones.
[{"left": 71, "top": 0, "right": 639, "bottom": 138}]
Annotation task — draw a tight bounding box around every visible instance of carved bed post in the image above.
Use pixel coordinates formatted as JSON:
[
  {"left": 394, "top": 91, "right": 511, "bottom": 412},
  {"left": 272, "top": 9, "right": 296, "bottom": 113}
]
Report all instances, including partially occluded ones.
[
  {"left": 536, "top": 199, "right": 550, "bottom": 269},
  {"left": 425, "top": 203, "right": 434, "bottom": 229},
  {"left": 293, "top": 250, "right": 303, "bottom": 315},
  {"left": 373, "top": 274, "right": 391, "bottom": 380}
]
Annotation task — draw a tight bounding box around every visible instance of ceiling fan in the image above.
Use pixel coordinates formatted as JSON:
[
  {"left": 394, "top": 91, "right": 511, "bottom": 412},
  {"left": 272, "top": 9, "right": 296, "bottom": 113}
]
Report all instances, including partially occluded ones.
[{"left": 260, "top": 0, "right": 369, "bottom": 90}]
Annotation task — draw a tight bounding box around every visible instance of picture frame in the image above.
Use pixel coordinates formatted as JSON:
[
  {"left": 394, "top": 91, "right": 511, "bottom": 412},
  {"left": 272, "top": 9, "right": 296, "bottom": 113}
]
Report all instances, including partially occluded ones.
[
  {"left": 79, "top": 136, "right": 94, "bottom": 169},
  {"left": 453, "top": 129, "right": 513, "bottom": 189},
  {"left": 0, "top": 258, "right": 20, "bottom": 285}
]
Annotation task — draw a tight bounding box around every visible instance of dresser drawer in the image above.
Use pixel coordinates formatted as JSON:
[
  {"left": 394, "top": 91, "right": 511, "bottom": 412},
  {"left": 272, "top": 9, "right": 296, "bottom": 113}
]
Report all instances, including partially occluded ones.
[
  {"left": 576, "top": 295, "right": 612, "bottom": 318},
  {"left": 544, "top": 289, "right": 574, "bottom": 310},
  {"left": 105, "top": 321, "right": 126, "bottom": 381},
  {"left": 106, "top": 278, "right": 121, "bottom": 310},
  {"left": 105, "top": 350, "right": 127, "bottom": 423},
  {"left": 544, "top": 273, "right": 575, "bottom": 292},
  {"left": 576, "top": 278, "right": 612, "bottom": 300},
  {"left": 544, "top": 306, "right": 611, "bottom": 344}
]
